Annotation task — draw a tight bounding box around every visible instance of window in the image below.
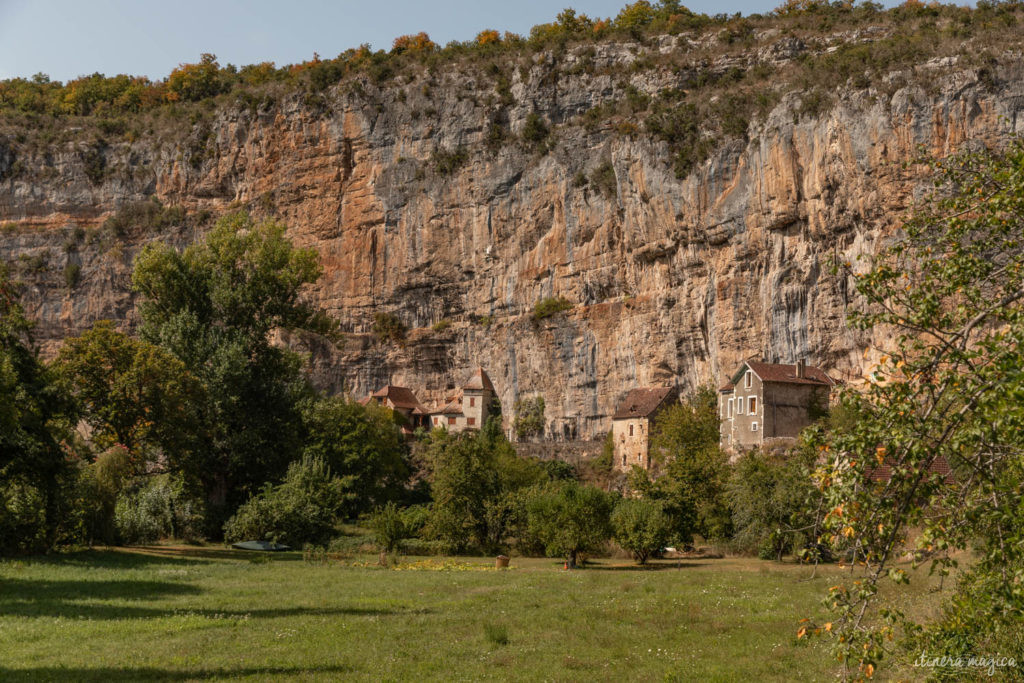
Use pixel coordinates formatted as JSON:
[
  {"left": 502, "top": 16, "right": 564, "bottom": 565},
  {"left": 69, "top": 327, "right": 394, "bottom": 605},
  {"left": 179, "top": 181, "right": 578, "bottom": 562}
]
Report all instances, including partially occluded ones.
[
  {"left": 727, "top": 398, "right": 734, "bottom": 417},
  {"left": 751, "top": 421, "right": 758, "bottom": 432},
  {"left": 433, "top": 417, "right": 438, "bottom": 426},
  {"left": 737, "top": 397, "right": 744, "bottom": 414},
  {"left": 469, "top": 397, "right": 475, "bottom": 407},
  {"left": 467, "top": 417, "right": 476, "bottom": 426},
  {"left": 744, "top": 371, "right": 752, "bottom": 388},
  {"left": 448, "top": 416, "right": 456, "bottom": 426},
  {"left": 621, "top": 454, "right": 626, "bottom": 466},
  {"left": 629, "top": 424, "right": 634, "bottom": 436},
  {"left": 748, "top": 397, "right": 757, "bottom": 415}
]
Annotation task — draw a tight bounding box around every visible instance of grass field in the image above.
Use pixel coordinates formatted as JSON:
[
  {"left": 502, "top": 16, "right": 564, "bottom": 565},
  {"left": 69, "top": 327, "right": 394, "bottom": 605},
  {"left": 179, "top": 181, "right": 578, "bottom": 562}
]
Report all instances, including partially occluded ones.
[{"left": 0, "top": 547, "right": 945, "bottom": 681}]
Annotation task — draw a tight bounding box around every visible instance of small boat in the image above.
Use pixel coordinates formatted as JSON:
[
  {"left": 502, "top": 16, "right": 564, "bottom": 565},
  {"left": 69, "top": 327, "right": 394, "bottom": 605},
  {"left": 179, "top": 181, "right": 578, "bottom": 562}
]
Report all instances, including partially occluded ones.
[{"left": 231, "top": 540, "right": 291, "bottom": 552}]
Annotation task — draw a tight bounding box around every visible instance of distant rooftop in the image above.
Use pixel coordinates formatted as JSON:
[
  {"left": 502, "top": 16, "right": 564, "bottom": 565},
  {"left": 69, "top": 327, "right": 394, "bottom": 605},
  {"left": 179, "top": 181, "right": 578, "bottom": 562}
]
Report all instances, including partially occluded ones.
[{"left": 613, "top": 387, "right": 676, "bottom": 420}]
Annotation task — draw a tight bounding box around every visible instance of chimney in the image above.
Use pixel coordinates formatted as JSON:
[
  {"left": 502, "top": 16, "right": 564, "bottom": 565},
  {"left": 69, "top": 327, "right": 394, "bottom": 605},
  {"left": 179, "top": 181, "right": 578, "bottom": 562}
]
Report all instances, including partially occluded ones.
[{"left": 795, "top": 359, "right": 806, "bottom": 379}]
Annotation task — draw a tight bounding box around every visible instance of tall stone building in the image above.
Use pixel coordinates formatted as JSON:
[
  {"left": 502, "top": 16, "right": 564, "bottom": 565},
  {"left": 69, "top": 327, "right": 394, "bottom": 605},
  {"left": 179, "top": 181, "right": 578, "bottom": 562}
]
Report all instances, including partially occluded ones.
[
  {"left": 429, "top": 367, "right": 496, "bottom": 432},
  {"left": 611, "top": 387, "right": 678, "bottom": 472},
  {"left": 719, "top": 360, "right": 834, "bottom": 451}
]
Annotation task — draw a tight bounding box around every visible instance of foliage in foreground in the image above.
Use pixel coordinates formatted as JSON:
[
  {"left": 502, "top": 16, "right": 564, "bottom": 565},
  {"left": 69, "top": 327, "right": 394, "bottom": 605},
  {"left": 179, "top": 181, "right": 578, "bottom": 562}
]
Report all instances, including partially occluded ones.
[{"left": 804, "top": 140, "right": 1024, "bottom": 678}]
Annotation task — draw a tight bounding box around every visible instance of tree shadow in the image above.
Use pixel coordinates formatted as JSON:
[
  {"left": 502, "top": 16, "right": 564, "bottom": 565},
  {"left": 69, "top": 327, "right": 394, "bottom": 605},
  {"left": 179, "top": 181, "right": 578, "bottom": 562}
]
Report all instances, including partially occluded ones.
[
  {"left": 0, "top": 664, "right": 354, "bottom": 681},
  {"left": 584, "top": 561, "right": 710, "bottom": 571},
  {"left": 13, "top": 546, "right": 306, "bottom": 569},
  {"left": 0, "top": 576, "right": 423, "bottom": 620}
]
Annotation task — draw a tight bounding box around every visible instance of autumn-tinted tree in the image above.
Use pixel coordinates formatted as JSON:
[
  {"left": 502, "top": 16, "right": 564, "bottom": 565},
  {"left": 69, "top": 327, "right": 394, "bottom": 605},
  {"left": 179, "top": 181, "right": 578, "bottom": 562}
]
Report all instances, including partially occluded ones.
[
  {"left": 55, "top": 321, "right": 202, "bottom": 463},
  {"left": 804, "top": 141, "right": 1024, "bottom": 677},
  {"left": 165, "top": 53, "right": 223, "bottom": 102}
]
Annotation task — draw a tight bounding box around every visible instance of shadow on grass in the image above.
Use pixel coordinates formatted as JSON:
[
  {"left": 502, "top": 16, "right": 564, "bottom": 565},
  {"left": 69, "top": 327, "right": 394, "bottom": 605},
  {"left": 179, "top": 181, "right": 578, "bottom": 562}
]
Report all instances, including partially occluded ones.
[
  {"left": 8, "top": 546, "right": 306, "bottom": 570},
  {"left": 0, "top": 577, "right": 423, "bottom": 620},
  {"left": 0, "top": 665, "right": 354, "bottom": 681},
  {"left": 584, "top": 561, "right": 710, "bottom": 571}
]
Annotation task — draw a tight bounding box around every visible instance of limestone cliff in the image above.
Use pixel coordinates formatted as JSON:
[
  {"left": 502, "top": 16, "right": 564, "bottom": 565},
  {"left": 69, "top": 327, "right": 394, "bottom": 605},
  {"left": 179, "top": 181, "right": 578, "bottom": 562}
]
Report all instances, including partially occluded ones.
[{"left": 2, "top": 27, "right": 1023, "bottom": 439}]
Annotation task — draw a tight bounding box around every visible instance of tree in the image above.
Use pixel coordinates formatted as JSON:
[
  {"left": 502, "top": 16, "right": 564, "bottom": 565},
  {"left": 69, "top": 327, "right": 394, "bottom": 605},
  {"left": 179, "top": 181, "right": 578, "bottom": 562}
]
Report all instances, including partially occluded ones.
[
  {"left": 611, "top": 497, "right": 671, "bottom": 564},
  {"left": 132, "top": 211, "right": 330, "bottom": 518},
  {"left": 0, "top": 265, "right": 75, "bottom": 554},
  {"left": 524, "top": 480, "right": 614, "bottom": 568},
  {"left": 423, "top": 431, "right": 500, "bottom": 552},
  {"left": 165, "top": 53, "right": 223, "bottom": 102},
  {"left": 55, "top": 321, "right": 202, "bottom": 463},
  {"left": 301, "top": 397, "right": 409, "bottom": 518},
  {"left": 223, "top": 455, "right": 352, "bottom": 547},
  {"left": 803, "top": 141, "right": 1024, "bottom": 677},
  {"left": 727, "top": 446, "right": 818, "bottom": 560},
  {"left": 645, "top": 387, "right": 732, "bottom": 542}
]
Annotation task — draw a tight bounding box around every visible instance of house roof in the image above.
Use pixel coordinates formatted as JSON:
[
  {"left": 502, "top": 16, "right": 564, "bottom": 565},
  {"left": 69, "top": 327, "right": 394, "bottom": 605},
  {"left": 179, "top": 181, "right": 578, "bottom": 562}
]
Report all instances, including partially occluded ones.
[
  {"left": 867, "top": 455, "right": 954, "bottom": 485},
  {"left": 718, "top": 381, "right": 734, "bottom": 392},
  {"left": 463, "top": 367, "right": 495, "bottom": 392},
  {"left": 612, "top": 387, "right": 677, "bottom": 420},
  {"left": 369, "top": 385, "right": 428, "bottom": 413},
  {"left": 436, "top": 399, "right": 464, "bottom": 415},
  {"left": 729, "top": 360, "right": 834, "bottom": 387}
]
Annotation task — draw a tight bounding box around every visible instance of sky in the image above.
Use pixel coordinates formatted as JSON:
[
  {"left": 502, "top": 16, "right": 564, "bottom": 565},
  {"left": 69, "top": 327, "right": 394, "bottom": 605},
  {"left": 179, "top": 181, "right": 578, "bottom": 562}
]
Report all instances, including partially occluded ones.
[{"left": 1, "top": 0, "right": 826, "bottom": 82}]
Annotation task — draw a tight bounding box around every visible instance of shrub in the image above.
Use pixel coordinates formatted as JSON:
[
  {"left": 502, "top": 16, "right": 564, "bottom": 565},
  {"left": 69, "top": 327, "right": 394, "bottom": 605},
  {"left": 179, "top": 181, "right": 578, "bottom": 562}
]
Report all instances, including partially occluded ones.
[
  {"left": 432, "top": 146, "right": 468, "bottom": 175},
  {"left": 372, "top": 311, "right": 407, "bottom": 345},
  {"left": 223, "top": 456, "right": 350, "bottom": 547},
  {"left": 114, "top": 474, "right": 206, "bottom": 545},
  {"left": 371, "top": 501, "right": 407, "bottom": 553},
  {"left": 63, "top": 263, "right": 81, "bottom": 289},
  {"left": 513, "top": 395, "right": 546, "bottom": 441},
  {"left": 590, "top": 162, "right": 617, "bottom": 198},
  {"left": 532, "top": 296, "right": 572, "bottom": 320},
  {"left": 114, "top": 478, "right": 174, "bottom": 544},
  {"left": 102, "top": 198, "right": 185, "bottom": 237},
  {"left": 611, "top": 498, "right": 671, "bottom": 564},
  {"left": 521, "top": 112, "right": 549, "bottom": 145},
  {"left": 0, "top": 478, "right": 48, "bottom": 555},
  {"left": 431, "top": 319, "right": 451, "bottom": 333}
]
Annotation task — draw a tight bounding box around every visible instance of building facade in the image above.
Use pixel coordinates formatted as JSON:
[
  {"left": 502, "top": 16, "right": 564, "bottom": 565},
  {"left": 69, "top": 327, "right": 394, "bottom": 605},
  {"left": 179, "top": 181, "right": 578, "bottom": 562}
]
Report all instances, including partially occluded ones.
[
  {"left": 611, "top": 387, "right": 678, "bottom": 472},
  {"left": 360, "top": 384, "right": 431, "bottom": 437},
  {"left": 719, "top": 360, "right": 834, "bottom": 451},
  {"left": 429, "top": 367, "right": 496, "bottom": 433}
]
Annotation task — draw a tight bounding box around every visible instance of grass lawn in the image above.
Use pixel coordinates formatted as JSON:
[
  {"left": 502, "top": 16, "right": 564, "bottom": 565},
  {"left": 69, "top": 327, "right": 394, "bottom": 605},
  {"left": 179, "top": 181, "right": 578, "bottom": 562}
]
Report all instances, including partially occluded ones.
[{"left": 0, "top": 547, "right": 946, "bottom": 681}]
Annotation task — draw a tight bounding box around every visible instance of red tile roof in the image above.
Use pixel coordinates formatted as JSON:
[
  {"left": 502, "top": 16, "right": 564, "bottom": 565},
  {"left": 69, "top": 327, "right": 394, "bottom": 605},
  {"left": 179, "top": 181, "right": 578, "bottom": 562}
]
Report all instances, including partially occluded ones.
[
  {"left": 436, "top": 399, "right": 464, "bottom": 415},
  {"left": 612, "top": 387, "right": 677, "bottom": 420},
  {"left": 867, "top": 455, "right": 954, "bottom": 485},
  {"left": 731, "top": 361, "right": 834, "bottom": 387},
  {"left": 463, "top": 367, "right": 495, "bottom": 392},
  {"left": 369, "top": 385, "right": 427, "bottom": 413}
]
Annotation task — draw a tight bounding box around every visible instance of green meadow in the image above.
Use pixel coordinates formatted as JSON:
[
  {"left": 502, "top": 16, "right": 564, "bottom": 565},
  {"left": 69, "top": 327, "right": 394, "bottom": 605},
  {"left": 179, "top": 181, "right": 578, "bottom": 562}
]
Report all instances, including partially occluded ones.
[{"left": 0, "top": 547, "right": 944, "bottom": 681}]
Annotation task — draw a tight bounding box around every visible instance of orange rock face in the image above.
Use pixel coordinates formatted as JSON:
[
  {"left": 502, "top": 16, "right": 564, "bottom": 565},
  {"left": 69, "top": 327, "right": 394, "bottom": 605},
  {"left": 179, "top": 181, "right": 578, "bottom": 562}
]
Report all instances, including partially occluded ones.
[{"left": 1, "top": 46, "right": 1021, "bottom": 438}]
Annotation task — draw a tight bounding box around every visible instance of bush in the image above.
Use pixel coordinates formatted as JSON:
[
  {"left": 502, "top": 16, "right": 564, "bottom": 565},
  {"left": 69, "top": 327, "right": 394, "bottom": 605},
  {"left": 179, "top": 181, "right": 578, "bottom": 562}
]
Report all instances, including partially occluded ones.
[
  {"left": 223, "top": 456, "right": 350, "bottom": 547},
  {"left": 114, "top": 474, "right": 206, "bottom": 545},
  {"left": 371, "top": 501, "right": 407, "bottom": 553},
  {"left": 521, "top": 112, "right": 549, "bottom": 145},
  {"left": 532, "top": 296, "right": 572, "bottom": 321},
  {"left": 0, "top": 478, "right": 48, "bottom": 555},
  {"left": 372, "top": 312, "right": 407, "bottom": 345},
  {"left": 513, "top": 395, "right": 546, "bottom": 441},
  {"left": 432, "top": 146, "right": 468, "bottom": 175},
  {"left": 611, "top": 498, "right": 671, "bottom": 564},
  {"left": 102, "top": 198, "right": 185, "bottom": 237},
  {"left": 590, "top": 162, "right": 617, "bottom": 198},
  {"left": 63, "top": 263, "right": 81, "bottom": 289}
]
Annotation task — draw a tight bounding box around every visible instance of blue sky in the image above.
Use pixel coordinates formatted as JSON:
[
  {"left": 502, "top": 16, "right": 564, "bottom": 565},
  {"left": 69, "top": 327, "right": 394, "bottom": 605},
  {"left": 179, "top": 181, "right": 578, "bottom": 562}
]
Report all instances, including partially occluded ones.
[{"left": 0, "top": 0, "right": 847, "bottom": 82}]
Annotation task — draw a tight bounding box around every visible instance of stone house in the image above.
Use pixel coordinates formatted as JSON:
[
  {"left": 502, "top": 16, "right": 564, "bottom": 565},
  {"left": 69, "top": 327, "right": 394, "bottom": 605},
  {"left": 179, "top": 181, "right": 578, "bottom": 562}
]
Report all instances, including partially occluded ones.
[
  {"left": 719, "top": 360, "right": 834, "bottom": 451},
  {"left": 611, "top": 387, "right": 678, "bottom": 472},
  {"left": 429, "top": 367, "right": 496, "bottom": 433},
  {"left": 361, "top": 384, "right": 431, "bottom": 437}
]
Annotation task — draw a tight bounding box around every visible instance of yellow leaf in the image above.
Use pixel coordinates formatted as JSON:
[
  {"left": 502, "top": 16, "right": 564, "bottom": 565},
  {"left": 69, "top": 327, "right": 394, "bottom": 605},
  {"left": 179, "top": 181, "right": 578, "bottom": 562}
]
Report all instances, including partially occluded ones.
[
  {"left": 797, "top": 627, "right": 807, "bottom": 639},
  {"left": 824, "top": 622, "right": 832, "bottom": 632}
]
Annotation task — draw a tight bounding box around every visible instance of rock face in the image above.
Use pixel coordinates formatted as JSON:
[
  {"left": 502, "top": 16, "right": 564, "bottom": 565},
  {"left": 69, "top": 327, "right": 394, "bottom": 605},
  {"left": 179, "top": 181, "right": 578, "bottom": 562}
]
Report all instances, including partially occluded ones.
[{"left": 2, "top": 39, "right": 1023, "bottom": 439}]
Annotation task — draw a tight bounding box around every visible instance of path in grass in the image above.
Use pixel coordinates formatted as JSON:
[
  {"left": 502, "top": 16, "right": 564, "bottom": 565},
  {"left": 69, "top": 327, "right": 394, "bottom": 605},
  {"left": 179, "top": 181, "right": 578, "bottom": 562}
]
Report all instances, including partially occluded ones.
[{"left": 0, "top": 547, "right": 939, "bottom": 681}]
